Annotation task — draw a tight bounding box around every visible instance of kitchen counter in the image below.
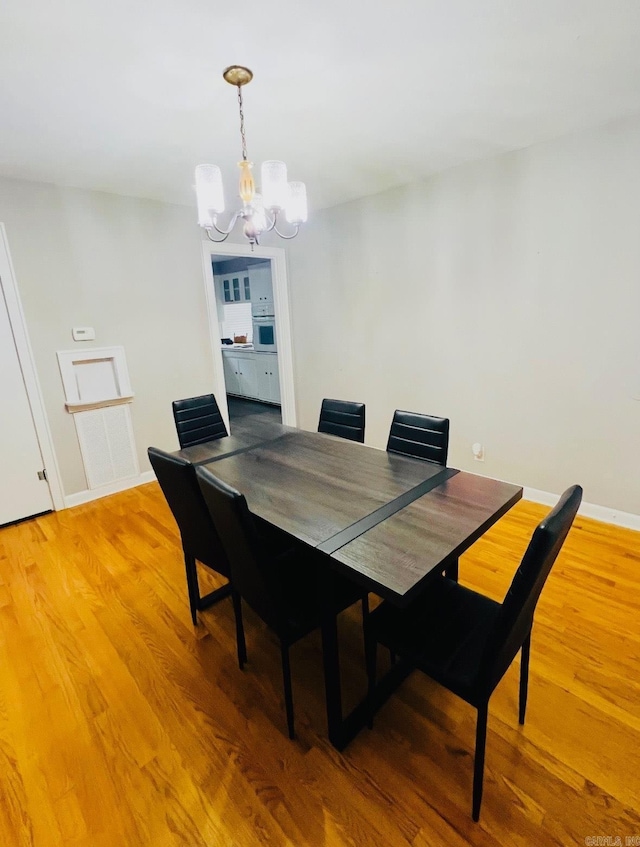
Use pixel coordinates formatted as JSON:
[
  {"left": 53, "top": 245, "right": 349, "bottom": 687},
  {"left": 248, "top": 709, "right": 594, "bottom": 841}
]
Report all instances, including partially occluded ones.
[{"left": 222, "top": 345, "right": 277, "bottom": 356}]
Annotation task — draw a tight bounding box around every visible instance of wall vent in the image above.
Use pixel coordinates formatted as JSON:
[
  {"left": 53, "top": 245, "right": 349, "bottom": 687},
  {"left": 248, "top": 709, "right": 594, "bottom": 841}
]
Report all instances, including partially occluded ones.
[{"left": 74, "top": 404, "right": 139, "bottom": 489}]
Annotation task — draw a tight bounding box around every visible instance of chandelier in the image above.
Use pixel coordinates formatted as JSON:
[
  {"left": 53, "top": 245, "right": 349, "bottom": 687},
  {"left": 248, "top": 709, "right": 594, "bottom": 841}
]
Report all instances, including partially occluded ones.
[{"left": 195, "top": 65, "right": 307, "bottom": 246}]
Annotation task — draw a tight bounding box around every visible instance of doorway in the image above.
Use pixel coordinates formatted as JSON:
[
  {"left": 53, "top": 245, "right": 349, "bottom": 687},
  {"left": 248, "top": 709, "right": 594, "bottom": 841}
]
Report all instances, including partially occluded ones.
[
  {"left": 201, "top": 241, "right": 297, "bottom": 432},
  {"left": 0, "top": 225, "right": 62, "bottom": 524},
  {"left": 212, "top": 255, "right": 282, "bottom": 428}
]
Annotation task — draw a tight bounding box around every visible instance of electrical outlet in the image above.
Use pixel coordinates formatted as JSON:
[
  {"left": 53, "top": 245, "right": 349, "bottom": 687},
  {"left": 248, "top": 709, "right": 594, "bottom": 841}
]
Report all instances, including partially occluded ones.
[{"left": 472, "top": 442, "right": 484, "bottom": 462}]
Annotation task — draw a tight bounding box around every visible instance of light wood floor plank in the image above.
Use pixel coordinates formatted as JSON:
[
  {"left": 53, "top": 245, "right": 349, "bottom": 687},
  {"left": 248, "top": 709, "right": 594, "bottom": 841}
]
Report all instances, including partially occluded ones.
[{"left": 0, "top": 484, "right": 639, "bottom": 845}]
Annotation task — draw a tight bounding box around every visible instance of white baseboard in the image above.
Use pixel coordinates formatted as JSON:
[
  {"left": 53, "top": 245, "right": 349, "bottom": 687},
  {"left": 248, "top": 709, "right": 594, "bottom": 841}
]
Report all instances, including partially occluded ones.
[
  {"left": 63, "top": 470, "right": 156, "bottom": 509},
  {"left": 524, "top": 486, "right": 640, "bottom": 532}
]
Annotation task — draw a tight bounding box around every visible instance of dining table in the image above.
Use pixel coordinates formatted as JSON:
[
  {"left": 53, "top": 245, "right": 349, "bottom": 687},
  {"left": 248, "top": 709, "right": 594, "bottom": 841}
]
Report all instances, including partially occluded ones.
[{"left": 176, "top": 415, "right": 523, "bottom": 750}]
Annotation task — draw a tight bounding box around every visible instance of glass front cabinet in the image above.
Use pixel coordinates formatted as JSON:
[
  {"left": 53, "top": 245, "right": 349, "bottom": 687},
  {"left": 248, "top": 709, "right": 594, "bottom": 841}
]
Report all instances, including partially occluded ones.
[{"left": 221, "top": 275, "right": 251, "bottom": 303}]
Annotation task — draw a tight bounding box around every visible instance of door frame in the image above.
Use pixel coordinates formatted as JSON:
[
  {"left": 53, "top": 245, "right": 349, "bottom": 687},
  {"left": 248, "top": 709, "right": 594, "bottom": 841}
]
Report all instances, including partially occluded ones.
[
  {"left": 0, "top": 223, "right": 64, "bottom": 511},
  {"left": 201, "top": 240, "right": 297, "bottom": 428}
]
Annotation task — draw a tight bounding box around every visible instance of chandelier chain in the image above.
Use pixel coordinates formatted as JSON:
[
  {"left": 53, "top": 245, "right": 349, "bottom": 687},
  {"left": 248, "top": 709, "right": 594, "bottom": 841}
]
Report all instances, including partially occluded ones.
[{"left": 237, "top": 86, "right": 248, "bottom": 161}]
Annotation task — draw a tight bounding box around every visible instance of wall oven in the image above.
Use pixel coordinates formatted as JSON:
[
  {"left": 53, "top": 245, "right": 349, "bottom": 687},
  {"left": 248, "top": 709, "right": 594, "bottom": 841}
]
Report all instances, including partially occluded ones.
[{"left": 252, "top": 316, "right": 277, "bottom": 352}]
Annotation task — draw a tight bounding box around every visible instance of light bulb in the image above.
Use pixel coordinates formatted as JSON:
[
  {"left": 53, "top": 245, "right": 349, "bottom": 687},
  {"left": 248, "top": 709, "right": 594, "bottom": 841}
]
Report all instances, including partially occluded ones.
[{"left": 238, "top": 161, "right": 255, "bottom": 204}]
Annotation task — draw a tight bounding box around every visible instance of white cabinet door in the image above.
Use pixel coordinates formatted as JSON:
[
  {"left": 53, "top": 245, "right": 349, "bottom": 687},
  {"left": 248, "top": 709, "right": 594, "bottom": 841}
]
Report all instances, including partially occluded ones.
[
  {"left": 218, "top": 273, "right": 251, "bottom": 303},
  {"left": 268, "top": 364, "right": 281, "bottom": 404},
  {"left": 223, "top": 355, "right": 241, "bottom": 394},
  {"left": 224, "top": 352, "right": 258, "bottom": 399},
  {"left": 224, "top": 351, "right": 275, "bottom": 401},
  {"left": 237, "top": 356, "right": 258, "bottom": 399},
  {"left": 256, "top": 365, "right": 270, "bottom": 402},
  {"left": 256, "top": 357, "right": 280, "bottom": 403},
  {"left": 249, "top": 263, "right": 273, "bottom": 306}
]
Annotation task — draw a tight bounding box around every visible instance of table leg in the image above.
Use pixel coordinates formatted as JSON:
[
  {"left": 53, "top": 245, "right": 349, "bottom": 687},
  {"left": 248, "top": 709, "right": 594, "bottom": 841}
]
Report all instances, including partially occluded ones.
[
  {"left": 320, "top": 612, "right": 345, "bottom": 749},
  {"left": 320, "top": 605, "right": 414, "bottom": 752}
]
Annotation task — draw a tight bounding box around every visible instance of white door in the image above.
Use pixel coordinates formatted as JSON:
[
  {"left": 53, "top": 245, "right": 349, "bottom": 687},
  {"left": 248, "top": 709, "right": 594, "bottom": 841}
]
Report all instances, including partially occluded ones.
[{"left": 0, "top": 280, "right": 53, "bottom": 524}]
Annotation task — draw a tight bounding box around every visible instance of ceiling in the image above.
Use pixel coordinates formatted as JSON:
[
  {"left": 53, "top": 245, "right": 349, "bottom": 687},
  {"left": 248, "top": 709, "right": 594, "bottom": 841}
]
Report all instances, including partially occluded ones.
[{"left": 2, "top": 0, "right": 640, "bottom": 214}]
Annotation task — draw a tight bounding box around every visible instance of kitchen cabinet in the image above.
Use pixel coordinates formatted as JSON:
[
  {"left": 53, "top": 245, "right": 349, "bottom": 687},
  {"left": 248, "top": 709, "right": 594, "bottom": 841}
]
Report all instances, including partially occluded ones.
[
  {"left": 222, "top": 354, "right": 241, "bottom": 395},
  {"left": 248, "top": 263, "right": 273, "bottom": 306},
  {"left": 222, "top": 353, "right": 258, "bottom": 399},
  {"left": 222, "top": 349, "right": 280, "bottom": 404},
  {"left": 256, "top": 357, "right": 281, "bottom": 404},
  {"left": 219, "top": 273, "right": 251, "bottom": 303}
]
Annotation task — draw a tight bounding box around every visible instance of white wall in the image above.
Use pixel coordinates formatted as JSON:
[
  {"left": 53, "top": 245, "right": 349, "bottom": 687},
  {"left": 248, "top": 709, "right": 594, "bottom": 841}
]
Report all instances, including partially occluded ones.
[
  {"left": 287, "top": 114, "right": 640, "bottom": 516},
  {"left": 0, "top": 177, "right": 214, "bottom": 496},
  {"left": 3, "top": 114, "right": 640, "bottom": 517}
]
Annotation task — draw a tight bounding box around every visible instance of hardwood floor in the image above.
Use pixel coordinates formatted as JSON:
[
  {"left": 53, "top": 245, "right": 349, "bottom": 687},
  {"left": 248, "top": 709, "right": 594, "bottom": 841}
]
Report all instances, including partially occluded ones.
[
  {"left": 228, "top": 396, "right": 281, "bottom": 425},
  {"left": 0, "top": 485, "right": 639, "bottom": 845}
]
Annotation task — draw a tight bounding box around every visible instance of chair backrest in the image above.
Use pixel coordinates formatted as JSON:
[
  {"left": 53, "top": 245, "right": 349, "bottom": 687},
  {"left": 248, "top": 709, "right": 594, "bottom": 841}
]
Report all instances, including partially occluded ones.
[
  {"left": 195, "top": 465, "right": 285, "bottom": 633},
  {"left": 386, "top": 410, "right": 449, "bottom": 465},
  {"left": 479, "top": 484, "right": 583, "bottom": 695},
  {"left": 148, "top": 447, "right": 229, "bottom": 576},
  {"left": 172, "top": 394, "right": 228, "bottom": 449},
  {"left": 318, "top": 399, "right": 365, "bottom": 443}
]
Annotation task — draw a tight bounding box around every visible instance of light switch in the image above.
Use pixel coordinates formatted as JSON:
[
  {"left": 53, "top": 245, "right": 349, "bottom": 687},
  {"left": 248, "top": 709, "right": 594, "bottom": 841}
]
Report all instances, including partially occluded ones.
[{"left": 72, "top": 327, "right": 95, "bottom": 341}]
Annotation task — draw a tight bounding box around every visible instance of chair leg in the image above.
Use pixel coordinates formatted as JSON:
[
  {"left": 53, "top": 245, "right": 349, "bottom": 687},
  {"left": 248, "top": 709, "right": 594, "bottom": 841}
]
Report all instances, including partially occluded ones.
[
  {"left": 472, "top": 703, "right": 488, "bottom": 822},
  {"left": 281, "top": 642, "right": 295, "bottom": 740},
  {"left": 519, "top": 632, "right": 531, "bottom": 725},
  {"left": 364, "top": 629, "right": 377, "bottom": 730},
  {"left": 184, "top": 553, "right": 200, "bottom": 626},
  {"left": 231, "top": 591, "right": 247, "bottom": 670}
]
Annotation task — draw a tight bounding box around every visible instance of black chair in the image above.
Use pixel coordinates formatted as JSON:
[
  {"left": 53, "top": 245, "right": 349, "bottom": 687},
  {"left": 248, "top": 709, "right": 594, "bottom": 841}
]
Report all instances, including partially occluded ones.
[
  {"left": 386, "top": 410, "right": 449, "bottom": 465},
  {"left": 148, "top": 447, "right": 238, "bottom": 633},
  {"left": 195, "top": 464, "right": 369, "bottom": 740},
  {"left": 318, "top": 399, "right": 365, "bottom": 443},
  {"left": 386, "top": 409, "right": 454, "bottom": 580},
  {"left": 172, "top": 393, "right": 228, "bottom": 449},
  {"left": 365, "top": 484, "right": 582, "bottom": 821}
]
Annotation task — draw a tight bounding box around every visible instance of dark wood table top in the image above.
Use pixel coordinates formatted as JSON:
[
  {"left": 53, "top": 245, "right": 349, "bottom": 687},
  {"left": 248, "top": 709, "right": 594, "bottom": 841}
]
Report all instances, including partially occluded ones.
[
  {"left": 331, "top": 471, "right": 522, "bottom": 605},
  {"left": 175, "top": 417, "right": 292, "bottom": 465},
  {"left": 201, "top": 430, "right": 446, "bottom": 547},
  {"left": 191, "top": 425, "right": 523, "bottom": 605}
]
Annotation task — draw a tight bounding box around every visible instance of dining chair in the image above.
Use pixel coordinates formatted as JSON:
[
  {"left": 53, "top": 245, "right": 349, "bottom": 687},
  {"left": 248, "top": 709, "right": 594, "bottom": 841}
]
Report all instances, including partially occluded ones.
[
  {"left": 386, "top": 409, "right": 449, "bottom": 465},
  {"left": 148, "top": 447, "right": 241, "bottom": 639},
  {"left": 172, "top": 393, "right": 228, "bottom": 449},
  {"left": 195, "top": 464, "right": 369, "bottom": 740},
  {"left": 365, "top": 484, "right": 582, "bottom": 821},
  {"left": 318, "top": 398, "right": 366, "bottom": 443},
  {"left": 386, "top": 409, "right": 453, "bottom": 579}
]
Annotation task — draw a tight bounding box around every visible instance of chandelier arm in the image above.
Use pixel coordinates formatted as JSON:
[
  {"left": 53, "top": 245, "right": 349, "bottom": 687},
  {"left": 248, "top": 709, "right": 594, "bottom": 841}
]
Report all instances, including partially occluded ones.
[
  {"left": 211, "top": 211, "right": 242, "bottom": 236},
  {"left": 205, "top": 228, "right": 230, "bottom": 243},
  {"left": 272, "top": 222, "right": 301, "bottom": 240},
  {"left": 260, "top": 210, "right": 277, "bottom": 233}
]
